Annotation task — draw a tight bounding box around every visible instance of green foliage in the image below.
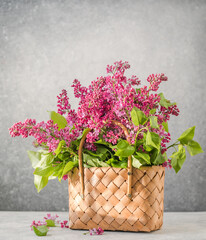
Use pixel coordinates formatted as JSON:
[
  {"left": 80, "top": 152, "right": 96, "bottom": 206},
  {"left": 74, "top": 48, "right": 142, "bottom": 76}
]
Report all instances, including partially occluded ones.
[
  {"left": 49, "top": 111, "right": 67, "bottom": 130},
  {"left": 178, "top": 126, "right": 195, "bottom": 145},
  {"left": 186, "top": 140, "right": 204, "bottom": 156},
  {"left": 106, "top": 158, "right": 127, "bottom": 168},
  {"left": 149, "top": 109, "right": 156, "bottom": 115},
  {"left": 27, "top": 151, "right": 42, "bottom": 168},
  {"left": 152, "top": 152, "right": 167, "bottom": 165},
  {"left": 46, "top": 220, "right": 56, "bottom": 227},
  {"left": 28, "top": 120, "right": 203, "bottom": 192},
  {"left": 117, "top": 140, "right": 129, "bottom": 149},
  {"left": 83, "top": 153, "right": 109, "bottom": 167},
  {"left": 55, "top": 140, "right": 66, "bottom": 155},
  {"left": 62, "top": 161, "right": 78, "bottom": 176},
  {"left": 131, "top": 107, "right": 147, "bottom": 126},
  {"left": 166, "top": 126, "right": 203, "bottom": 173},
  {"left": 162, "top": 121, "right": 169, "bottom": 132},
  {"left": 28, "top": 150, "right": 58, "bottom": 191},
  {"left": 146, "top": 131, "right": 161, "bottom": 150},
  {"left": 150, "top": 116, "right": 159, "bottom": 129},
  {"left": 135, "top": 152, "right": 151, "bottom": 165},
  {"left": 34, "top": 166, "right": 55, "bottom": 177},
  {"left": 34, "top": 175, "right": 49, "bottom": 193},
  {"left": 170, "top": 145, "right": 186, "bottom": 173},
  {"left": 33, "top": 225, "right": 48, "bottom": 236},
  {"left": 159, "top": 93, "right": 176, "bottom": 109},
  {"left": 132, "top": 156, "right": 142, "bottom": 169},
  {"left": 28, "top": 151, "right": 54, "bottom": 169},
  {"left": 115, "top": 145, "right": 135, "bottom": 157}
]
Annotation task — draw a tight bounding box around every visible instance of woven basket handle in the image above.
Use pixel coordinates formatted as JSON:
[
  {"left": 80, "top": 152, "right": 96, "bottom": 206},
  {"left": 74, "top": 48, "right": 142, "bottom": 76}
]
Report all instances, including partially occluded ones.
[{"left": 78, "top": 120, "right": 132, "bottom": 199}]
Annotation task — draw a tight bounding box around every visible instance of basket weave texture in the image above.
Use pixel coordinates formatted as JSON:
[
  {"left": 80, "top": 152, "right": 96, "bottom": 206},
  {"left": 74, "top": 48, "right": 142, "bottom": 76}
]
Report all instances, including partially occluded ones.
[{"left": 68, "top": 165, "right": 165, "bottom": 232}]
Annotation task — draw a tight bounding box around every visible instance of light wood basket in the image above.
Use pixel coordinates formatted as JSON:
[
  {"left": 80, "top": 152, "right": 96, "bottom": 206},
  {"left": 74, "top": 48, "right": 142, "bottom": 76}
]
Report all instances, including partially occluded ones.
[{"left": 68, "top": 121, "right": 165, "bottom": 232}]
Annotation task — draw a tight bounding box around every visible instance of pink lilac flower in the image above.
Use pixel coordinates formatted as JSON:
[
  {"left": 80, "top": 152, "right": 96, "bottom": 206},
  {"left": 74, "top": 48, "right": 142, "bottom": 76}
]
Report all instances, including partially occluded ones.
[
  {"left": 30, "top": 220, "right": 47, "bottom": 230},
  {"left": 70, "top": 61, "right": 178, "bottom": 151},
  {"left": 62, "top": 175, "right": 68, "bottom": 180},
  {"left": 163, "top": 159, "right": 172, "bottom": 169},
  {"left": 9, "top": 61, "right": 180, "bottom": 164},
  {"left": 44, "top": 213, "right": 59, "bottom": 221},
  {"left": 57, "top": 89, "right": 71, "bottom": 115},
  {"left": 60, "top": 220, "right": 69, "bottom": 228},
  {"left": 89, "top": 227, "right": 104, "bottom": 235},
  {"left": 31, "top": 214, "right": 69, "bottom": 231}
]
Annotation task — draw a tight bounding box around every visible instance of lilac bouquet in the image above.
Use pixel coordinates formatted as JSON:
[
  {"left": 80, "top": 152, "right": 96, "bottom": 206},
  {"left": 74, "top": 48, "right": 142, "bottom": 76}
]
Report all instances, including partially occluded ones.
[{"left": 9, "top": 61, "right": 203, "bottom": 192}]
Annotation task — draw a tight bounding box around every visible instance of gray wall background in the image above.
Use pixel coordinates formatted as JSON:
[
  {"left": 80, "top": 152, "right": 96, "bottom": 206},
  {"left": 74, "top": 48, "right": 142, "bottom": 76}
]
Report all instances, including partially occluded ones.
[{"left": 0, "top": 0, "right": 206, "bottom": 211}]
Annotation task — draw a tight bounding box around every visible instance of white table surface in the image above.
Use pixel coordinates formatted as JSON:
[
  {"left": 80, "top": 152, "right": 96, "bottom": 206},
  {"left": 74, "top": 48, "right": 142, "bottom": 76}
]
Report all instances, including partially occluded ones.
[{"left": 0, "top": 212, "right": 205, "bottom": 240}]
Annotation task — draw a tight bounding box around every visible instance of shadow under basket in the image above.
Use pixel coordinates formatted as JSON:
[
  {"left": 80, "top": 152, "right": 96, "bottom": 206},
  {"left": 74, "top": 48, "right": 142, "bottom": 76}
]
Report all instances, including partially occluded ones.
[{"left": 68, "top": 166, "right": 165, "bottom": 232}]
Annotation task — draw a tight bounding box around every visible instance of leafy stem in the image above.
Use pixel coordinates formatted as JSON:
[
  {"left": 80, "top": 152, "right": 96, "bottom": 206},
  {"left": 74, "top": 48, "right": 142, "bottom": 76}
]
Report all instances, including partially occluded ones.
[
  {"left": 67, "top": 148, "right": 78, "bottom": 157},
  {"left": 134, "top": 127, "right": 148, "bottom": 149},
  {"left": 167, "top": 141, "right": 179, "bottom": 150}
]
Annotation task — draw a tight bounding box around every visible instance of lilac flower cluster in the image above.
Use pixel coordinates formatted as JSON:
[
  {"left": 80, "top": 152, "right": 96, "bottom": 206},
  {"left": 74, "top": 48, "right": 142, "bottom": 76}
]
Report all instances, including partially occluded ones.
[
  {"left": 9, "top": 61, "right": 179, "bottom": 167},
  {"left": 30, "top": 219, "right": 47, "bottom": 229},
  {"left": 83, "top": 227, "right": 104, "bottom": 236},
  {"left": 30, "top": 214, "right": 69, "bottom": 230},
  {"left": 89, "top": 227, "right": 104, "bottom": 235}
]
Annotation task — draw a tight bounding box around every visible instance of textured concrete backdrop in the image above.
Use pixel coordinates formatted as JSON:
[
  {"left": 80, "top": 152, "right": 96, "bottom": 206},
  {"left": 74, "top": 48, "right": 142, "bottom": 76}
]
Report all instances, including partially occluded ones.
[{"left": 0, "top": 0, "right": 206, "bottom": 211}]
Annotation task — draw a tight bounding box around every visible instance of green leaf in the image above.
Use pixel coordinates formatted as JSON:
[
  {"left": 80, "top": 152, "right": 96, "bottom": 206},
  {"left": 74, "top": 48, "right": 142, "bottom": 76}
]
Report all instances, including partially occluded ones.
[
  {"left": 34, "top": 175, "right": 48, "bottom": 192},
  {"left": 159, "top": 93, "right": 176, "bottom": 109},
  {"left": 135, "top": 152, "right": 151, "bottom": 164},
  {"left": 150, "top": 148, "right": 158, "bottom": 163},
  {"left": 83, "top": 154, "right": 109, "bottom": 167},
  {"left": 58, "top": 152, "right": 70, "bottom": 161},
  {"left": 85, "top": 145, "right": 111, "bottom": 159},
  {"left": 48, "top": 175, "right": 56, "bottom": 180},
  {"left": 88, "top": 159, "right": 109, "bottom": 167},
  {"left": 142, "top": 133, "right": 153, "bottom": 152},
  {"left": 51, "top": 163, "right": 66, "bottom": 182},
  {"left": 29, "top": 151, "right": 55, "bottom": 169},
  {"left": 33, "top": 225, "right": 48, "bottom": 236},
  {"left": 115, "top": 145, "right": 135, "bottom": 157},
  {"left": 58, "top": 169, "right": 64, "bottom": 182},
  {"left": 170, "top": 145, "right": 186, "bottom": 173},
  {"left": 62, "top": 160, "right": 78, "bottom": 176},
  {"left": 27, "top": 151, "right": 41, "bottom": 168},
  {"left": 50, "top": 163, "right": 62, "bottom": 176},
  {"left": 152, "top": 152, "right": 166, "bottom": 165},
  {"left": 132, "top": 156, "right": 142, "bottom": 168},
  {"left": 34, "top": 166, "right": 55, "bottom": 177},
  {"left": 46, "top": 219, "right": 56, "bottom": 227},
  {"left": 178, "top": 126, "right": 195, "bottom": 145},
  {"left": 37, "top": 152, "right": 54, "bottom": 168},
  {"left": 162, "top": 121, "right": 169, "bottom": 133},
  {"left": 150, "top": 116, "right": 159, "bottom": 129},
  {"left": 107, "top": 158, "right": 127, "bottom": 168},
  {"left": 135, "top": 139, "right": 143, "bottom": 147},
  {"left": 131, "top": 107, "right": 147, "bottom": 126},
  {"left": 84, "top": 163, "right": 93, "bottom": 168},
  {"left": 149, "top": 109, "right": 156, "bottom": 115},
  {"left": 146, "top": 131, "right": 161, "bottom": 150},
  {"left": 117, "top": 140, "right": 129, "bottom": 149},
  {"left": 186, "top": 140, "right": 204, "bottom": 156},
  {"left": 95, "top": 139, "right": 113, "bottom": 148},
  {"left": 96, "top": 145, "right": 112, "bottom": 155},
  {"left": 55, "top": 140, "right": 65, "bottom": 155},
  {"left": 49, "top": 111, "right": 67, "bottom": 130}
]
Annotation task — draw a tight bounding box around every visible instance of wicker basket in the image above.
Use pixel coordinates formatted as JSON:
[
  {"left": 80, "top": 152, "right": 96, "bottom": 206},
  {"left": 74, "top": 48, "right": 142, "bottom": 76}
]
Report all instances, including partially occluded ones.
[{"left": 68, "top": 121, "right": 165, "bottom": 232}]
